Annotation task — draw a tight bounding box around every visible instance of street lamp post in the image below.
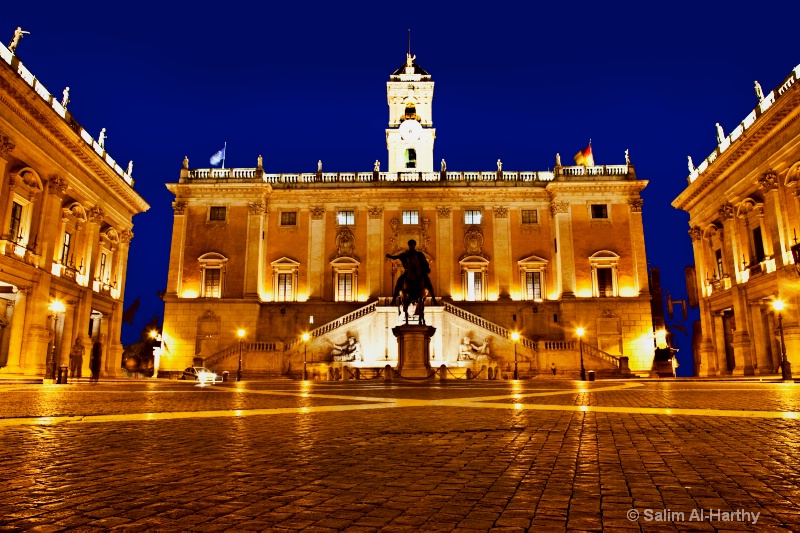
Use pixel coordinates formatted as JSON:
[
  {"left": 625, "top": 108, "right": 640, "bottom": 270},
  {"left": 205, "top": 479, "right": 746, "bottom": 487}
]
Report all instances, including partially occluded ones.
[
  {"left": 576, "top": 327, "right": 586, "bottom": 381},
  {"left": 302, "top": 332, "right": 310, "bottom": 380},
  {"left": 237, "top": 329, "right": 245, "bottom": 382},
  {"left": 511, "top": 331, "right": 520, "bottom": 380},
  {"left": 47, "top": 300, "right": 66, "bottom": 382},
  {"left": 773, "top": 300, "right": 793, "bottom": 381}
]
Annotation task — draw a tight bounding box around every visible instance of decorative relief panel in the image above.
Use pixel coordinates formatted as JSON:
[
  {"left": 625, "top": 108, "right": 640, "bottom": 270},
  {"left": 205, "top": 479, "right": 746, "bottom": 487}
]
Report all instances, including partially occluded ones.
[
  {"left": 462, "top": 226, "right": 487, "bottom": 259},
  {"left": 550, "top": 201, "right": 569, "bottom": 216},
  {"left": 758, "top": 170, "right": 778, "bottom": 192},
  {"left": 335, "top": 227, "right": 356, "bottom": 259},
  {"left": 718, "top": 202, "right": 735, "bottom": 220}
]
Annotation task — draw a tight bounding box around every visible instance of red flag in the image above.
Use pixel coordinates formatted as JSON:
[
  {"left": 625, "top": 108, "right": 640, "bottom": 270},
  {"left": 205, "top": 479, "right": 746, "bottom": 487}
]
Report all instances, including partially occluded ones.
[{"left": 573, "top": 142, "right": 594, "bottom": 166}]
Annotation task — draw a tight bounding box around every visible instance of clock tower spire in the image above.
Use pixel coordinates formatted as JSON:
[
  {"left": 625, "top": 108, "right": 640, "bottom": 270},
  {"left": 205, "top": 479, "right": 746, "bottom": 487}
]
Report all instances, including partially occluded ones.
[{"left": 386, "top": 46, "right": 435, "bottom": 173}]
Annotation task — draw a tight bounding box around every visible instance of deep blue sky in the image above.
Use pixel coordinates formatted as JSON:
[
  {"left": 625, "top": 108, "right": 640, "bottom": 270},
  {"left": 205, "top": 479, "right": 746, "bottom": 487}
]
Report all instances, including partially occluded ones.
[{"left": 4, "top": 2, "right": 800, "bottom": 375}]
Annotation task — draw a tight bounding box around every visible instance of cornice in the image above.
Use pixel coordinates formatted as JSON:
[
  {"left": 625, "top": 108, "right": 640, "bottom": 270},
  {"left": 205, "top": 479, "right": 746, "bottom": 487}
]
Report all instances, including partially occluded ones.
[
  {"left": 673, "top": 86, "right": 800, "bottom": 212},
  {"left": 0, "top": 64, "right": 149, "bottom": 214},
  {"left": 546, "top": 181, "right": 648, "bottom": 196}
]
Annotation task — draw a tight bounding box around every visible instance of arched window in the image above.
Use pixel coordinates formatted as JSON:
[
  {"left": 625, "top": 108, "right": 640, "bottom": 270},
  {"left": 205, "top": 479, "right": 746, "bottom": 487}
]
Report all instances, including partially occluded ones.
[
  {"left": 588, "top": 251, "right": 619, "bottom": 297},
  {"left": 198, "top": 253, "right": 228, "bottom": 298}
]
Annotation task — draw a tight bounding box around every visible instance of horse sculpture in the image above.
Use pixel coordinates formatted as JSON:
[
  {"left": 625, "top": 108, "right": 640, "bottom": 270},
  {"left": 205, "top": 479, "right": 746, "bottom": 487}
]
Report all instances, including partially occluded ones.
[{"left": 399, "top": 266, "right": 427, "bottom": 325}]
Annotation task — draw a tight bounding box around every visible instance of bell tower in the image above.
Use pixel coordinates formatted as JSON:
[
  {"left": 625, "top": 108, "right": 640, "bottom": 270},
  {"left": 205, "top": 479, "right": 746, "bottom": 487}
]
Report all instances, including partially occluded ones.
[{"left": 386, "top": 51, "right": 435, "bottom": 173}]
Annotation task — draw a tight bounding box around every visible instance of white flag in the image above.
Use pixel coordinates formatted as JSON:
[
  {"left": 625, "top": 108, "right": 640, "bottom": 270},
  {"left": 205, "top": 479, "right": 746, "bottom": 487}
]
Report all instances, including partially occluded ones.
[{"left": 210, "top": 146, "right": 225, "bottom": 166}]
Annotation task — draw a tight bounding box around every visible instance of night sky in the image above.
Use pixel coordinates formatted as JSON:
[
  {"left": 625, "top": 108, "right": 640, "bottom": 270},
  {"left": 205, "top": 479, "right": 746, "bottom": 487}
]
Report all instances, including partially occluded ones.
[{"left": 4, "top": 2, "right": 800, "bottom": 376}]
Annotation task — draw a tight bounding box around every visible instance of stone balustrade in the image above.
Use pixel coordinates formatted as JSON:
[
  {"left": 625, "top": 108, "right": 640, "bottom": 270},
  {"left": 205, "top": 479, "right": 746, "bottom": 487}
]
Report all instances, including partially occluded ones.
[{"left": 0, "top": 41, "right": 135, "bottom": 188}]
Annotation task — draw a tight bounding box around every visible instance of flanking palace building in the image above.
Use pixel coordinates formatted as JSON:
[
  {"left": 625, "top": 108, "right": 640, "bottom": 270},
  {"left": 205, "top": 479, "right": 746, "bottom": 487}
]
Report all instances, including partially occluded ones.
[
  {"left": 673, "top": 63, "right": 800, "bottom": 377},
  {"left": 161, "top": 53, "right": 655, "bottom": 378},
  {"left": 0, "top": 39, "right": 148, "bottom": 380}
]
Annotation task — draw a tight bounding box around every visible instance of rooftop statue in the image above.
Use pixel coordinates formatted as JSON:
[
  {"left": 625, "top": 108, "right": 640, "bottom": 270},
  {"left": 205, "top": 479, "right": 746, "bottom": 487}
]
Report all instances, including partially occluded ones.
[
  {"left": 688, "top": 156, "right": 695, "bottom": 173},
  {"left": 374, "top": 160, "right": 380, "bottom": 172},
  {"left": 98, "top": 128, "right": 107, "bottom": 149},
  {"left": 715, "top": 123, "right": 725, "bottom": 144},
  {"left": 754, "top": 80, "right": 764, "bottom": 102},
  {"left": 441, "top": 159, "right": 446, "bottom": 172},
  {"left": 555, "top": 153, "right": 561, "bottom": 167},
  {"left": 625, "top": 149, "right": 630, "bottom": 165},
  {"left": 406, "top": 52, "right": 415, "bottom": 69},
  {"left": 8, "top": 27, "right": 29, "bottom": 53},
  {"left": 127, "top": 160, "right": 133, "bottom": 176},
  {"left": 183, "top": 156, "right": 189, "bottom": 169},
  {"left": 318, "top": 160, "right": 322, "bottom": 172},
  {"left": 61, "top": 87, "right": 70, "bottom": 108},
  {"left": 257, "top": 154, "right": 263, "bottom": 169},
  {"left": 497, "top": 159, "right": 502, "bottom": 171}
]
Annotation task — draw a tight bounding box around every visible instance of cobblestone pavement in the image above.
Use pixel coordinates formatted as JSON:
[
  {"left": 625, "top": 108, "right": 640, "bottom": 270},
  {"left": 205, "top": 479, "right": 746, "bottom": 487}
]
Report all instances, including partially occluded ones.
[{"left": 1, "top": 379, "right": 799, "bottom": 532}]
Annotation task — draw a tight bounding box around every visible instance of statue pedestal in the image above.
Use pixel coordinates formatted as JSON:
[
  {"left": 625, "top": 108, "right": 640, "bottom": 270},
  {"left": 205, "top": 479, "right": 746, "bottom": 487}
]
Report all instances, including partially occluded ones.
[{"left": 392, "top": 324, "right": 436, "bottom": 378}]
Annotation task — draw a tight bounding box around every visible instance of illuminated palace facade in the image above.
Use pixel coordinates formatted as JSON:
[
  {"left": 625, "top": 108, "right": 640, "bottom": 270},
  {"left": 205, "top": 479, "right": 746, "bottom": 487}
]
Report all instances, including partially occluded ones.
[
  {"left": 673, "top": 63, "right": 800, "bottom": 377},
  {"left": 161, "top": 54, "right": 654, "bottom": 378},
  {"left": 0, "top": 42, "right": 148, "bottom": 379}
]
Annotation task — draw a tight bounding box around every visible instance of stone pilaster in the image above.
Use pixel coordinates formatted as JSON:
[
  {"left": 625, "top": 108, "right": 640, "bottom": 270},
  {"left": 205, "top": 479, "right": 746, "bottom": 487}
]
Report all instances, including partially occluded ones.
[
  {"left": 492, "top": 206, "right": 511, "bottom": 298},
  {"left": 551, "top": 201, "right": 575, "bottom": 297},
  {"left": 244, "top": 202, "right": 265, "bottom": 297},
  {"left": 366, "top": 206, "right": 383, "bottom": 298},
  {"left": 760, "top": 172, "right": 787, "bottom": 267},
  {"left": 628, "top": 198, "right": 649, "bottom": 294},
  {"left": 435, "top": 206, "right": 452, "bottom": 298},
  {"left": 307, "top": 206, "right": 326, "bottom": 299},
  {"left": 166, "top": 201, "right": 187, "bottom": 296},
  {"left": 0, "top": 287, "right": 28, "bottom": 374}
]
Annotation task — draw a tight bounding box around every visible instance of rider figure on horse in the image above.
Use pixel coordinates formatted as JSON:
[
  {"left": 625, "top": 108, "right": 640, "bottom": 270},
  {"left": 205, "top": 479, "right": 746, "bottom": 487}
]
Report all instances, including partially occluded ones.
[{"left": 386, "top": 239, "right": 437, "bottom": 306}]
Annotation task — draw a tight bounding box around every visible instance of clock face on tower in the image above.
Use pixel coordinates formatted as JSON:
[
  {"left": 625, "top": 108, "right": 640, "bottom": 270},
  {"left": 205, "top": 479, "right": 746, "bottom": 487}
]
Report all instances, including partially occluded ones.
[{"left": 399, "top": 119, "right": 423, "bottom": 142}]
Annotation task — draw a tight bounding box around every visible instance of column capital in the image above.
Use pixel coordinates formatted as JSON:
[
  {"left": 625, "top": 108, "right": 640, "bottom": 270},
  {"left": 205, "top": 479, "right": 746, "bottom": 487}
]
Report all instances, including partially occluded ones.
[
  {"left": 367, "top": 206, "right": 383, "bottom": 219},
  {"left": 758, "top": 170, "right": 779, "bottom": 192},
  {"left": 436, "top": 206, "right": 451, "bottom": 219},
  {"left": 688, "top": 226, "right": 703, "bottom": 242},
  {"left": 310, "top": 206, "right": 325, "bottom": 220},
  {"left": 550, "top": 201, "right": 569, "bottom": 216},
  {"left": 88, "top": 206, "right": 105, "bottom": 224},
  {"left": 248, "top": 202, "right": 266, "bottom": 215},
  {"left": 48, "top": 175, "right": 68, "bottom": 197},
  {"left": 629, "top": 198, "right": 644, "bottom": 213},
  {"left": 718, "top": 201, "right": 735, "bottom": 220},
  {"left": 0, "top": 134, "right": 14, "bottom": 159},
  {"left": 493, "top": 206, "right": 509, "bottom": 219},
  {"left": 172, "top": 201, "right": 187, "bottom": 215}
]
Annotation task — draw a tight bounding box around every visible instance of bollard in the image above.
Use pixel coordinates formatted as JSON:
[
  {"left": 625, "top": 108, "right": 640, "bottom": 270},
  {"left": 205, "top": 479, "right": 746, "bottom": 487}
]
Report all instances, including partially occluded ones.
[
  {"left": 439, "top": 364, "right": 447, "bottom": 380},
  {"left": 384, "top": 364, "right": 393, "bottom": 381},
  {"left": 222, "top": 371, "right": 229, "bottom": 382},
  {"left": 588, "top": 370, "right": 595, "bottom": 382},
  {"left": 58, "top": 365, "right": 68, "bottom": 384}
]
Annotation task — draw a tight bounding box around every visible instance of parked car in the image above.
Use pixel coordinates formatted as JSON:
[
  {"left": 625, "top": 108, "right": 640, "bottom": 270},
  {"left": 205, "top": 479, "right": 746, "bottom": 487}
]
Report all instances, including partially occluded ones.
[{"left": 181, "top": 366, "right": 222, "bottom": 384}]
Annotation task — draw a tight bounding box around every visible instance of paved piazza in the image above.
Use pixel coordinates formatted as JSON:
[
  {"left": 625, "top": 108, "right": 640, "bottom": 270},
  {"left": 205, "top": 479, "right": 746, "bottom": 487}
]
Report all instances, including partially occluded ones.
[{"left": 1, "top": 379, "right": 799, "bottom": 532}]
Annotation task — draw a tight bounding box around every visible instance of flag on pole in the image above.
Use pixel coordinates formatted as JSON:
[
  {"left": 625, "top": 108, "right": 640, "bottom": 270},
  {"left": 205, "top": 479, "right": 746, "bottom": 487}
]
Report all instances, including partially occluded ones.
[
  {"left": 210, "top": 145, "right": 226, "bottom": 166},
  {"left": 573, "top": 141, "right": 594, "bottom": 166}
]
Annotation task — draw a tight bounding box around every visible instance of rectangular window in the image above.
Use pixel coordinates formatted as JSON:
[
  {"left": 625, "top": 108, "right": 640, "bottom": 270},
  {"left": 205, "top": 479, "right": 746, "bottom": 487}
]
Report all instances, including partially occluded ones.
[
  {"left": 277, "top": 273, "right": 293, "bottom": 301},
  {"left": 591, "top": 204, "right": 608, "bottom": 219},
  {"left": 99, "top": 252, "right": 108, "bottom": 281},
  {"left": 402, "top": 210, "right": 419, "bottom": 225},
  {"left": 280, "top": 211, "right": 297, "bottom": 226},
  {"left": 203, "top": 268, "right": 221, "bottom": 298},
  {"left": 61, "top": 232, "right": 72, "bottom": 264},
  {"left": 209, "top": 206, "right": 226, "bottom": 221},
  {"left": 521, "top": 210, "right": 538, "bottom": 224},
  {"left": 753, "top": 227, "right": 765, "bottom": 263},
  {"left": 464, "top": 210, "right": 482, "bottom": 225},
  {"left": 9, "top": 202, "right": 23, "bottom": 241},
  {"left": 597, "top": 268, "right": 613, "bottom": 297},
  {"left": 405, "top": 148, "right": 417, "bottom": 169},
  {"left": 466, "top": 271, "right": 483, "bottom": 301},
  {"left": 337, "top": 273, "right": 353, "bottom": 301},
  {"left": 525, "top": 272, "right": 542, "bottom": 300},
  {"left": 337, "top": 210, "right": 355, "bottom": 225}
]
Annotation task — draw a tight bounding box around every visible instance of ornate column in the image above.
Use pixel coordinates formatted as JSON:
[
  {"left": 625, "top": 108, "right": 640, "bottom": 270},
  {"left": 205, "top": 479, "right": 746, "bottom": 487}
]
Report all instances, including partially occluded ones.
[
  {"left": 40, "top": 176, "right": 68, "bottom": 272},
  {"left": 750, "top": 303, "right": 772, "bottom": 374},
  {"left": 166, "top": 201, "right": 187, "bottom": 296},
  {"left": 492, "top": 206, "right": 511, "bottom": 299},
  {"left": 244, "top": 202, "right": 265, "bottom": 297},
  {"left": 56, "top": 299, "right": 77, "bottom": 370},
  {"left": 0, "top": 287, "right": 29, "bottom": 374},
  {"left": 759, "top": 171, "right": 787, "bottom": 267},
  {"left": 551, "top": 201, "right": 575, "bottom": 297},
  {"left": 307, "top": 206, "right": 326, "bottom": 300},
  {"left": 628, "top": 198, "right": 649, "bottom": 294},
  {"left": 689, "top": 226, "right": 717, "bottom": 376},
  {"left": 366, "top": 206, "right": 383, "bottom": 298},
  {"left": 435, "top": 206, "right": 453, "bottom": 298},
  {"left": 105, "top": 230, "right": 132, "bottom": 377},
  {"left": 0, "top": 135, "right": 15, "bottom": 253}
]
